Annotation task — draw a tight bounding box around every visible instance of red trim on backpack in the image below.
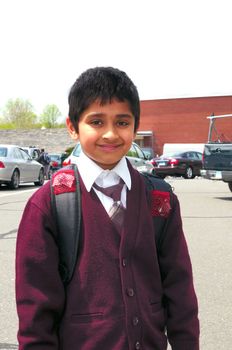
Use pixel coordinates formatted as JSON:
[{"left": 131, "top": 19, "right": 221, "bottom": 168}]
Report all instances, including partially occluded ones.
[
  {"left": 151, "top": 190, "right": 171, "bottom": 218},
  {"left": 52, "top": 170, "right": 76, "bottom": 195}
]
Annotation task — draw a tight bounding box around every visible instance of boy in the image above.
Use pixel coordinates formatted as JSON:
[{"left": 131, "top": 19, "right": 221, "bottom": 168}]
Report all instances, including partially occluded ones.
[{"left": 16, "top": 67, "right": 199, "bottom": 349}]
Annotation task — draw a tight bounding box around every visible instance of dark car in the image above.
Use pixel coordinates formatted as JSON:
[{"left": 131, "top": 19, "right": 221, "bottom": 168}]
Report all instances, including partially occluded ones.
[
  {"left": 151, "top": 151, "right": 203, "bottom": 179},
  {"left": 48, "top": 153, "right": 68, "bottom": 177}
]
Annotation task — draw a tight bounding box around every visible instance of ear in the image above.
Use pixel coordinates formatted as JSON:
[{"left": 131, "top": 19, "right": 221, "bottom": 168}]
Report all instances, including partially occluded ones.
[{"left": 66, "top": 117, "right": 79, "bottom": 141}]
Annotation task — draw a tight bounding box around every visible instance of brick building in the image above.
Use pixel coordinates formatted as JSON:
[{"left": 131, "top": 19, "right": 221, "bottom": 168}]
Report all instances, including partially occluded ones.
[{"left": 136, "top": 95, "right": 232, "bottom": 155}]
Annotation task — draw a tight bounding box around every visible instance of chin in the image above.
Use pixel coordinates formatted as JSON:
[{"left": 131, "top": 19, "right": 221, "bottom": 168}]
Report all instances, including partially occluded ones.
[{"left": 97, "top": 159, "right": 121, "bottom": 170}]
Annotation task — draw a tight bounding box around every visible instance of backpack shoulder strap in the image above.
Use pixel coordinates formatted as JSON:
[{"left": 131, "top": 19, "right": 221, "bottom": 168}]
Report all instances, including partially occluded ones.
[
  {"left": 50, "top": 164, "right": 81, "bottom": 285},
  {"left": 141, "top": 172, "right": 173, "bottom": 251}
]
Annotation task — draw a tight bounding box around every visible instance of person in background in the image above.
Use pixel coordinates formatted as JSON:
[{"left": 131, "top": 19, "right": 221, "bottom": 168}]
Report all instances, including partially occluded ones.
[
  {"left": 15, "top": 67, "right": 199, "bottom": 349},
  {"left": 37, "top": 148, "right": 51, "bottom": 179}
]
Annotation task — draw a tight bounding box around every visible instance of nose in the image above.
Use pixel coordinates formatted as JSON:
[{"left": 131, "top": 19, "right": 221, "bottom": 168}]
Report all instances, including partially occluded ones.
[{"left": 102, "top": 125, "right": 119, "bottom": 140}]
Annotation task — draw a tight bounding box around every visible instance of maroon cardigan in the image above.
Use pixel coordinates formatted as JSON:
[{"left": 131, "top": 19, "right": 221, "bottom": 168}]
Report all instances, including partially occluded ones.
[{"left": 16, "top": 165, "right": 199, "bottom": 349}]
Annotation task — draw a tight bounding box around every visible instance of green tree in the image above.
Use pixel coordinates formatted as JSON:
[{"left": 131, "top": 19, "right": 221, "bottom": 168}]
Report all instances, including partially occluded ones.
[
  {"left": 40, "top": 104, "right": 61, "bottom": 128},
  {"left": 3, "top": 98, "right": 36, "bottom": 128}
]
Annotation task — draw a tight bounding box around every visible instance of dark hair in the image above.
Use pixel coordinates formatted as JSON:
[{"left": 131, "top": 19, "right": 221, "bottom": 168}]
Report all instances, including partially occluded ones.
[{"left": 68, "top": 67, "right": 140, "bottom": 132}]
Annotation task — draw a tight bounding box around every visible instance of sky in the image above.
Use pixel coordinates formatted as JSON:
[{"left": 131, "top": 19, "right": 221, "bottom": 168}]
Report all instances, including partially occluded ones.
[{"left": 0, "top": 0, "right": 231, "bottom": 119}]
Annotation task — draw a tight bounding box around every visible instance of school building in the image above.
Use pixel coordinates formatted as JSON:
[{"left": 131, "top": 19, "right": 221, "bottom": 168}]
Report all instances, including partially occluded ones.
[{"left": 136, "top": 95, "right": 232, "bottom": 155}]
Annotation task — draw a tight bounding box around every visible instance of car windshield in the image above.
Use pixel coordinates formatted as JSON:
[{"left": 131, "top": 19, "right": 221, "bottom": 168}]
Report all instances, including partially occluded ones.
[
  {"left": 0, "top": 147, "right": 7, "bottom": 157},
  {"left": 160, "top": 152, "right": 181, "bottom": 158},
  {"left": 50, "top": 154, "right": 60, "bottom": 161},
  {"left": 73, "top": 144, "right": 81, "bottom": 156}
]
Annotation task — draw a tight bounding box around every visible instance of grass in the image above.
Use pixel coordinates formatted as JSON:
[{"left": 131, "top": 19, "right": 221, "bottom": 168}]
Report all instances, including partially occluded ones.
[{"left": 0, "top": 123, "right": 66, "bottom": 130}]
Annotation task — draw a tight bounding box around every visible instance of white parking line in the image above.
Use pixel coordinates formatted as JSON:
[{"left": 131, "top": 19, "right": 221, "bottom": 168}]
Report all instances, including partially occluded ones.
[{"left": 0, "top": 188, "right": 36, "bottom": 198}]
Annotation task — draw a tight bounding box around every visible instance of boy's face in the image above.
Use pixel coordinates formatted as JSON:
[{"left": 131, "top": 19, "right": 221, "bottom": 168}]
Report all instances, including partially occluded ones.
[{"left": 67, "top": 99, "right": 136, "bottom": 169}]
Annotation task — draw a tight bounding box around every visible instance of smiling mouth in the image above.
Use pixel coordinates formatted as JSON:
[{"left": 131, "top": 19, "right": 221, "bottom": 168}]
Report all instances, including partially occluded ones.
[{"left": 98, "top": 144, "right": 122, "bottom": 151}]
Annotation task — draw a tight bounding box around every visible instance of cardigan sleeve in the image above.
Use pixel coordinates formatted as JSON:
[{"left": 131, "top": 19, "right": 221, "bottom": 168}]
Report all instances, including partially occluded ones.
[
  {"left": 158, "top": 193, "right": 200, "bottom": 350},
  {"left": 15, "top": 185, "right": 65, "bottom": 349}
]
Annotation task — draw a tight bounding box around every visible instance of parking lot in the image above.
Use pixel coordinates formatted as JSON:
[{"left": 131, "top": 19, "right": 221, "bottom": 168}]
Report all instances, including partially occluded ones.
[{"left": 0, "top": 178, "right": 232, "bottom": 349}]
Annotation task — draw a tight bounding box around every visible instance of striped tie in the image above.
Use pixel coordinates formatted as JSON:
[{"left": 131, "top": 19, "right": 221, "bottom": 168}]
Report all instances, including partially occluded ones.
[{"left": 93, "top": 179, "right": 125, "bottom": 233}]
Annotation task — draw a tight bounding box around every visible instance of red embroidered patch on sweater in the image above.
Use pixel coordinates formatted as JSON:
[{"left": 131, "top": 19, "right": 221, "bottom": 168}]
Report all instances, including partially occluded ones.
[
  {"left": 151, "top": 190, "right": 171, "bottom": 217},
  {"left": 52, "top": 170, "right": 76, "bottom": 195}
]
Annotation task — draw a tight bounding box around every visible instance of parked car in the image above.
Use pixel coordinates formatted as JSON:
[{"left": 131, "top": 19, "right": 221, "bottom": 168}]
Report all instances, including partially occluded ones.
[
  {"left": 21, "top": 146, "right": 41, "bottom": 160},
  {"left": 200, "top": 114, "right": 232, "bottom": 193},
  {"left": 0, "top": 144, "right": 44, "bottom": 189},
  {"left": 150, "top": 151, "right": 203, "bottom": 179},
  {"left": 48, "top": 153, "right": 68, "bottom": 178},
  {"left": 63, "top": 142, "right": 154, "bottom": 174},
  {"left": 141, "top": 147, "right": 154, "bottom": 160}
]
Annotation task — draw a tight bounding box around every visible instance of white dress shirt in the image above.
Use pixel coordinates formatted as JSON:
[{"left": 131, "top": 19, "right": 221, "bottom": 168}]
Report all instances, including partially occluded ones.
[{"left": 72, "top": 150, "right": 131, "bottom": 214}]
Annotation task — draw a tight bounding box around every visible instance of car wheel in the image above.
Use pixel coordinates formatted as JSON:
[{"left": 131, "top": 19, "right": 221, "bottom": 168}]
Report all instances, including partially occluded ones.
[
  {"left": 228, "top": 182, "right": 232, "bottom": 192},
  {"left": 184, "top": 166, "right": 194, "bottom": 179},
  {"left": 9, "top": 170, "right": 20, "bottom": 189},
  {"left": 34, "top": 169, "right": 45, "bottom": 186}
]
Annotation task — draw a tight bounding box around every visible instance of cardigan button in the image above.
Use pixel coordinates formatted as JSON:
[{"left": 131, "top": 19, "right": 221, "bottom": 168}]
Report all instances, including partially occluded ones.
[
  {"left": 122, "top": 258, "right": 127, "bottom": 267},
  {"left": 127, "top": 288, "right": 135, "bottom": 297},
  {"left": 132, "top": 316, "right": 139, "bottom": 326},
  {"left": 135, "top": 341, "right": 141, "bottom": 349}
]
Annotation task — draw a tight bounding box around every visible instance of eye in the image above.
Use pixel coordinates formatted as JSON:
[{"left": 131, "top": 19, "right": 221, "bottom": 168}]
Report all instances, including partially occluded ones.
[
  {"left": 90, "top": 119, "right": 103, "bottom": 126},
  {"left": 117, "top": 120, "right": 130, "bottom": 127}
]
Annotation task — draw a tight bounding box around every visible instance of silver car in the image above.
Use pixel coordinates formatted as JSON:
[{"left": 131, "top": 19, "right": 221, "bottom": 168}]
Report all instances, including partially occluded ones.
[
  {"left": 22, "top": 146, "right": 41, "bottom": 160},
  {"left": 0, "top": 144, "right": 44, "bottom": 189},
  {"left": 62, "top": 142, "right": 154, "bottom": 174}
]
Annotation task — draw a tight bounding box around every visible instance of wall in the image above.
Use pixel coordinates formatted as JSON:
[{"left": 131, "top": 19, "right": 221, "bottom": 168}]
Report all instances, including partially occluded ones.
[
  {"left": 140, "top": 95, "right": 232, "bottom": 154},
  {"left": 0, "top": 128, "right": 76, "bottom": 153}
]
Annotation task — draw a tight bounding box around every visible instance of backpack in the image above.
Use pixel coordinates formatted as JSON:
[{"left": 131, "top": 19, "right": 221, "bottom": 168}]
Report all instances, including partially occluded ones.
[
  {"left": 39, "top": 152, "right": 50, "bottom": 165},
  {"left": 43, "top": 153, "right": 51, "bottom": 164},
  {"left": 51, "top": 164, "right": 173, "bottom": 285}
]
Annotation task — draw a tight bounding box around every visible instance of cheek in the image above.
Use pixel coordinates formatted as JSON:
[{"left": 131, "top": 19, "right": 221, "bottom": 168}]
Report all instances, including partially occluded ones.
[{"left": 78, "top": 129, "right": 97, "bottom": 147}]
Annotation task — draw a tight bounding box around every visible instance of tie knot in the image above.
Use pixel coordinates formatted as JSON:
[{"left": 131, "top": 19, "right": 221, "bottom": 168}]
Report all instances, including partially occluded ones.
[{"left": 93, "top": 179, "right": 124, "bottom": 202}]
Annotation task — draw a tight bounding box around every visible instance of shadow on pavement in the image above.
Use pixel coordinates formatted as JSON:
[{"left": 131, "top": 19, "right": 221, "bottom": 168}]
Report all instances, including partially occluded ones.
[
  {"left": 0, "top": 229, "right": 17, "bottom": 240},
  {"left": 0, "top": 344, "right": 18, "bottom": 349},
  {"left": 215, "top": 196, "right": 232, "bottom": 201}
]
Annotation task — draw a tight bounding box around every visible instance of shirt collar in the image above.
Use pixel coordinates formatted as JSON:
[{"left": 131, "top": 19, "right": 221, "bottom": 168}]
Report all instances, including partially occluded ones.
[{"left": 75, "top": 150, "right": 131, "bottom": 192}]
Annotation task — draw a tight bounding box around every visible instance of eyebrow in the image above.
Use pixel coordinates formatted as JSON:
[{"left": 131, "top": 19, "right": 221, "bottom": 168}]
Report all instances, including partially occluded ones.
[
  {"left": 117, "top": 114, "right": 133, "bottom": 118},
  {"left": 85, "top": 112, "right": 133, "bottom": 118}
]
